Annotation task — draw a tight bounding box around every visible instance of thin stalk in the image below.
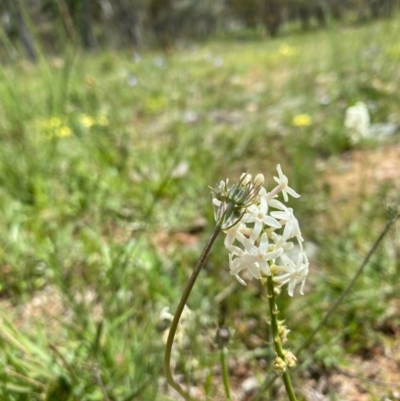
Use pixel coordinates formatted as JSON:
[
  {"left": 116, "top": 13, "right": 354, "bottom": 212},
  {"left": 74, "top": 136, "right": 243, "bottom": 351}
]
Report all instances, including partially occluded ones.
[
  {"left": 266, "top": 276, "right": 298, "bottom": 401},
  {"left": 164, "top": 223, "right": 222, "bottom": 401},
  {"left": 220, "top": 347, "right": 232, "bottom": 400}
]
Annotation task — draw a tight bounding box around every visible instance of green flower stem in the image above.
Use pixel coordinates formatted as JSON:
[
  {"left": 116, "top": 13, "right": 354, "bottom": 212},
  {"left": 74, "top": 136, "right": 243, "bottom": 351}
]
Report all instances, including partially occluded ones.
[
  {"left": 266, "top": 276, "right": 298, "bottom": 401},
  {"left": 220, "top": 347, "right": 232, "bottom": 400},
  {"left": 164, "top": 223, "right": 222, "bottom": 401}
]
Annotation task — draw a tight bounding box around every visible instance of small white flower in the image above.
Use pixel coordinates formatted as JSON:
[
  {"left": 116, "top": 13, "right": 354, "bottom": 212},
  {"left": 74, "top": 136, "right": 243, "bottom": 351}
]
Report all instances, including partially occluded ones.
[
  {"left": 229, "top": 254, "right": 247, "bottom": 286},
  {"left": 242, "top": 194, "right": 281, "bottom": 242},
  {"left": 228, "top": 243, "right": 245, "bottom": 258},
  {"left": 229, "top": 249, "right": 261, "bottom": 280},
  {"left": 223, "top": 222, "right": 247, "bottom": 249},
  {"left": 272, "top": 164, "right": 300, "bottom": 202},
  {"left": 273, "top": 253, "right": 308, "bottom": 296},
  {"left": 231, "top": 234, "right": 283, "bottom": 277},
  {"left": 267, "top": 198, "right": 287, "bottom": 211},
  {"left": 270, "top": 232, "right": 294, "bottom": 252},
  {"left": 271, "top": 207, "right": 303, "bottom": 242},
  {"left": 344, "top": 101, "right": 370, "bottom": 143}
]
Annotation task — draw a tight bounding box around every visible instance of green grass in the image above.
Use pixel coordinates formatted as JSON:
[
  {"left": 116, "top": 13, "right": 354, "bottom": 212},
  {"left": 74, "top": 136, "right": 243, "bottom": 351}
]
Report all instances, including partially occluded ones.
[{"left": 1, "top": 18, "right": 400, "bottom": 400}]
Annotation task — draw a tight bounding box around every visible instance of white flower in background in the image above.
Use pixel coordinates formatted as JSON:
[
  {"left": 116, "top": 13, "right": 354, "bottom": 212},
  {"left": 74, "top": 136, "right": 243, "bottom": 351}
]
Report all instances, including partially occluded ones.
[
  {"left": 344, "top": 101, "right": 370, "bottom": 143},
  {"left": 212, "top": 165, "right": 308, "bottom": 296},
  {"left": 159, "top": 305, "right": 193, "bottom": 346}
]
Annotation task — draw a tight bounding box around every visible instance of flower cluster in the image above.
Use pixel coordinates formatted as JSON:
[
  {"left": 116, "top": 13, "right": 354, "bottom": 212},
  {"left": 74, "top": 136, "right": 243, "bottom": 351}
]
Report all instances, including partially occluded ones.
[
  {"left": 33, "top": 113, "right": 109, "bottom": 140},
  {"left": 212, "top": 165, "right": 308, "bottom": 297}
]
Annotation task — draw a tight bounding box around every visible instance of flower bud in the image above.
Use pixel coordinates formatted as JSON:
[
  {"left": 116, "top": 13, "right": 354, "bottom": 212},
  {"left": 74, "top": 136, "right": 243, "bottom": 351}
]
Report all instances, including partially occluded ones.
[
  {"left": 284, "top": 351, "right": 297, "bottom": 368},
  {"left": 240, "top": 173, "right": 252, "bottom": 186},
  {"left": 254, "top": 173, "right": 265, "bottom": 187},
  {"left": 272, "top": 356, "right": 286, "bottom": 374}
]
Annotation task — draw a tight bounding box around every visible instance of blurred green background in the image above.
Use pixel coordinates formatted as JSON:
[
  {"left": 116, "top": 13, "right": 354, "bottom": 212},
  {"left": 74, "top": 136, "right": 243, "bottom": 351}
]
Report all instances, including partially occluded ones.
[{"left": 0, "top": 1, "right": 400, "bottom": 400}]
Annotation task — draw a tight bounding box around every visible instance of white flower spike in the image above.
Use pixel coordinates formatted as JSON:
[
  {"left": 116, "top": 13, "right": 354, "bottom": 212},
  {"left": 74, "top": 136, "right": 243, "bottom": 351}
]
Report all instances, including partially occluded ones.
[{"left": 212, "top": 166, "right": 308, "bottom": 295}]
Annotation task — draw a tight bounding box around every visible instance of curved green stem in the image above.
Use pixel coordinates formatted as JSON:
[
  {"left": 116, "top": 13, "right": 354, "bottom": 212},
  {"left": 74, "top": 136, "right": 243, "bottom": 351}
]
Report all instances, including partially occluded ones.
[
  {"left": 266, "top": 276, "right": 298, "bottom": 401},
  {"left": 164, "top": 223, "right": 222, "bottom": 400}
]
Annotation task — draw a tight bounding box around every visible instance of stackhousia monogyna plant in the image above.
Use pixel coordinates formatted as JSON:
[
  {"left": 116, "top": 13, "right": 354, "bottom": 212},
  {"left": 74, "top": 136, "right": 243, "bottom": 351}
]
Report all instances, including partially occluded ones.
[{"left": 164, "top": 165, "right": 308, "bottom": 401}]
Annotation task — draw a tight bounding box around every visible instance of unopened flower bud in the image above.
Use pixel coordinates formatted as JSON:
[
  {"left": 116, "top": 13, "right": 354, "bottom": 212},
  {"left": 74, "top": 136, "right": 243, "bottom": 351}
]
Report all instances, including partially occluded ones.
[
  {"left": 284, "top": 351, "right": 297, "bottom": 367},
  {"left": 277, "top": 321, "right": 290, "bottom": 344},
  {"left": 240, "top": 173, "right": 252, "bottom": 186},
  {"left": 270, "top": 263, "right": 279, "bottom": 275},
  {"left": 272, "top": 356, "right": 286, "bottom": 374},
  {"left": 254, "top": 173, "right": 265, "bottom": 187},
  {"left": 273, "top": 286, "right": 281, "bottom": 296},
  {"left": 211, "top": 173, "right": 264, "bottom": 229}
]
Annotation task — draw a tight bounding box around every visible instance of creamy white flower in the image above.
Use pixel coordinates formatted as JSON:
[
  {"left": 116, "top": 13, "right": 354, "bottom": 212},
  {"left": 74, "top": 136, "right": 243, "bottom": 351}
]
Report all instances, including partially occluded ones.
[
  {"left": 231, "top": 234, "right": 283, "bottom": 277},
  {"left": 242, "top": 194, "right": 281, "bottom": 242},
  {"left": 273, "top": 253, "right": 308, "bottom": 296},
  {"left": 344, "top": 101, "right": 370, "bottom": 143},
  {"left": 229, "top": 253, "right": 247, "bottom": 285},
  {"left": 228, "top": 244, "right": 245, "bottom": 258},
  {"left": 271, "top": 232, "right": 294, "bottom": 252},
  {"left": 230, "top": 251, "right": 261, "bottom": 280},
  {"left": 271, "top": 207, "right": 303, "bottom": 242},
  {"left": 223, "top": 222, "right": 247, "bottom": 249},
  {"left": 271, "top": 164, "right": 300, "bottom": 202},
  {"left": 267, "top": 198, "right": 287, "bottom": 211}
]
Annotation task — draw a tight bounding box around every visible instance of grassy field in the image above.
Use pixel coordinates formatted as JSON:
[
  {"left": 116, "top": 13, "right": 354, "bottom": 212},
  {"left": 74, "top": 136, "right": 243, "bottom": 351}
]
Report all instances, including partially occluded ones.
[{"left": 1, "top": 18, "right": 400, "bottom": 401}]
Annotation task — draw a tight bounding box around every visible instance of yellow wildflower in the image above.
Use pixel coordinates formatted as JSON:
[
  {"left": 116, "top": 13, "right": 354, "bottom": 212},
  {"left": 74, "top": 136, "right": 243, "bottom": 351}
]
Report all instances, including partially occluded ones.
[
  {"left": 78, "top": 114, "right": 95, "bottom": 128},
  {"left": 33, "top": 117, "right": 72, "bottom": 139},
  {"left": 292, "top": 114, "right": 312, "bottom": 127},
  {"left": 279, "top": 44, "right": 297, "bottom": 57},
  {"left": 55, "top": 125, "right": 72, "bottom": 138}
]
